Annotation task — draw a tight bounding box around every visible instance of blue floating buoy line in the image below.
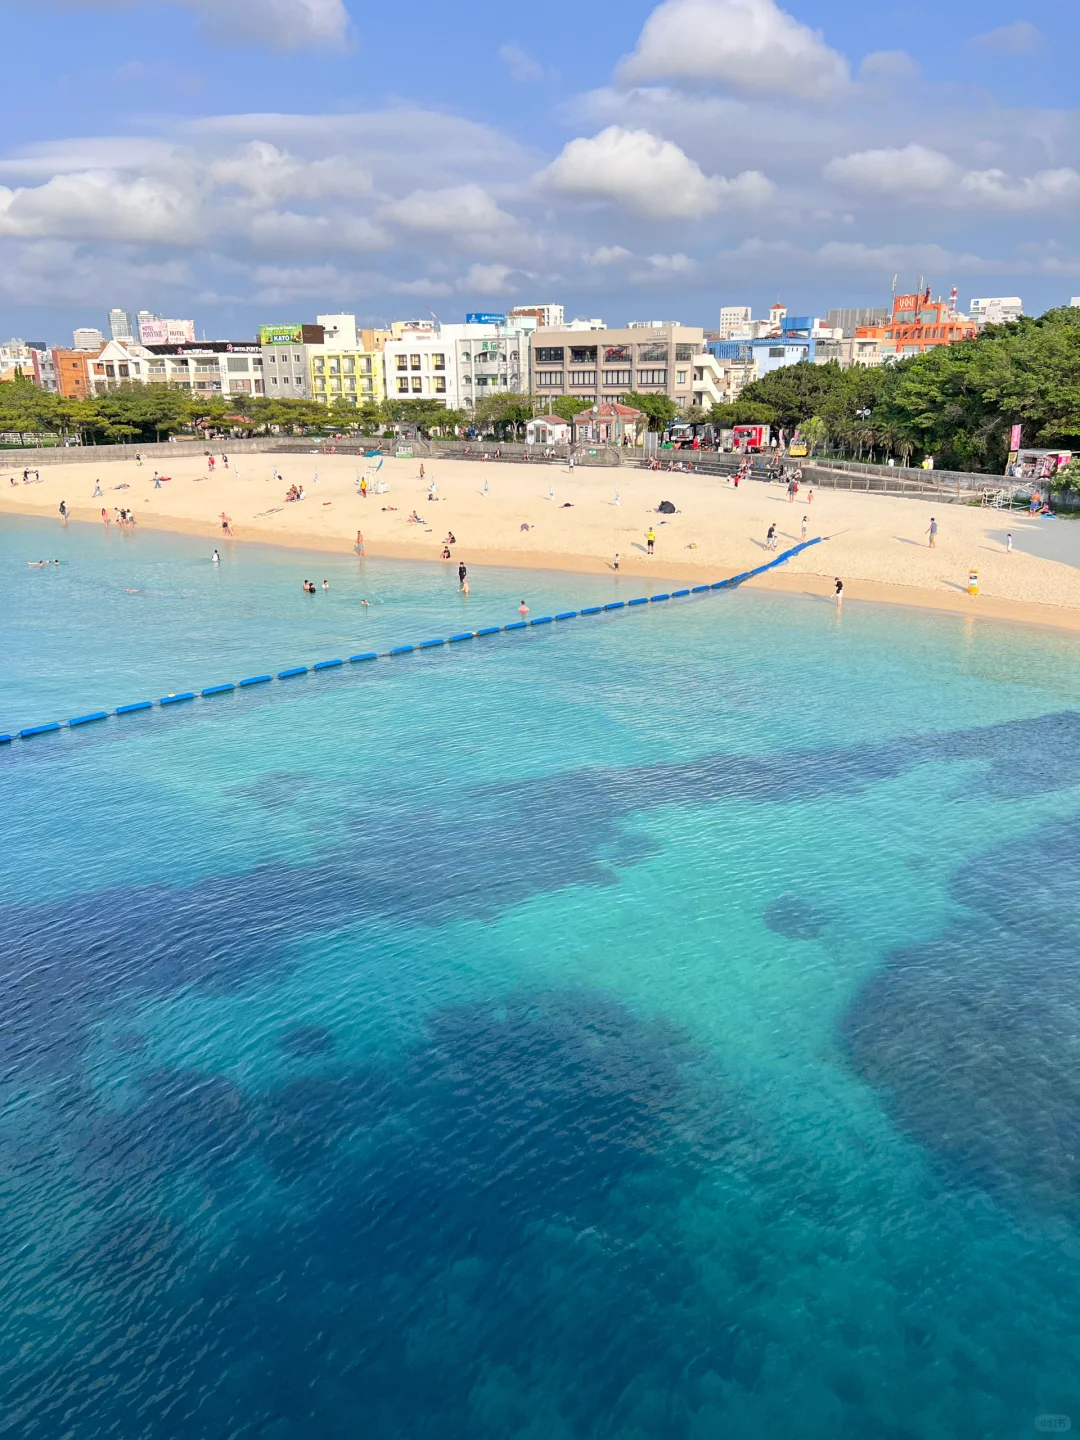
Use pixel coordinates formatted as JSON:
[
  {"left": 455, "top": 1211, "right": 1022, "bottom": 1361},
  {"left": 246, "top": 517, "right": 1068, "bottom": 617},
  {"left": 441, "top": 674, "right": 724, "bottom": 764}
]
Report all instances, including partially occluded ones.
[{"left": 2, "top": 539, "right": 822, "bottom": 747}]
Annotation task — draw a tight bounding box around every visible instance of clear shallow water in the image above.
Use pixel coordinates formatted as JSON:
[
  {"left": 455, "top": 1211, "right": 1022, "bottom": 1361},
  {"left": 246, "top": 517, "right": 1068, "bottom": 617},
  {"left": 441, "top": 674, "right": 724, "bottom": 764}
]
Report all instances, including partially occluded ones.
[{"left": 3, "top": 517, "right": 1080, "bottom": 1438}]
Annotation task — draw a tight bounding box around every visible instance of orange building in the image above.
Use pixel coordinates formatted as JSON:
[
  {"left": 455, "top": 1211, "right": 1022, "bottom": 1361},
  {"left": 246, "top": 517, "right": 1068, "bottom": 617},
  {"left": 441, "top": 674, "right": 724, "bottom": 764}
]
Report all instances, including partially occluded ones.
[
  {"left": 51, "top": 347, "right": 97, "bottom": 398},
  {"left": 856, "top": 289, "right": 977, "bottom": 361}
]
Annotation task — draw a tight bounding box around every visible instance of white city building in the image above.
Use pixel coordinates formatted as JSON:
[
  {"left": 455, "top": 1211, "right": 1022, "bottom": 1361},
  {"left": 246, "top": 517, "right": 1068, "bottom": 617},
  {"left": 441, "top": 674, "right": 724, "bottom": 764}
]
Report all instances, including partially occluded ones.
[
  {"left": 73, "top": 327, "right": 105, "bottom": 350},
  {"left": 718, "top": 305, "right": 752, "bottom": 337},
  {"left": 969, "top": 297, "right": 1024, "bottom": 327},
  {"left": 382, "top": 321, "right": 532, "bottom": 410}
]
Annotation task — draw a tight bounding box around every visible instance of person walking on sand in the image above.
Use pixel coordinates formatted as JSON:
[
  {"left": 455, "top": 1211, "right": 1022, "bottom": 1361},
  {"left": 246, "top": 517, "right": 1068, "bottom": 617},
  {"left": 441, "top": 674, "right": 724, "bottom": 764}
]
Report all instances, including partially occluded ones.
[
  {"left": 92, "top": 478, "right": 102, "bottom": 497},
  {"left": 646, "top": 526, "right": 656, "bottom": 555},
  {"left": 766, "top": 523, "right": 777, "bottom": 551},
  {"left": 101, "top": 508, "right": 109, "bottom": 528},
  {"left": 614, "top": 552, "right": 620, "bottom": 572},
  {"left": 927, "top": 516, "right": 938, "bottom": 548},
  {"left": 801, "top": 514, "right": 808, "bottom": 540},
  {"left": 834, "top": 577, "right": 843, "bottom": 608},
  {"left": 220, "top": 512, "right": 232, "bottom": 536},
  {"left": 1006, "top": 532, "right": 1013, "bottom": 554},
  {"left": 355, "top": 530, "right": 365, "bottom": 556},
  {"left": 153, "top": 473, "right": 162, "bottom": 489},
  {"left": 807, "top": 488, "right": 813, "bottom": 504},
  {"left": 419, "top": 464, "right": 425, "bottom": 483},
  {"left": 135, "top": 452, "right": 142, "bottom": 467},
  {"left": 59, "top": 501, "right": 68, "bottom": 524}
]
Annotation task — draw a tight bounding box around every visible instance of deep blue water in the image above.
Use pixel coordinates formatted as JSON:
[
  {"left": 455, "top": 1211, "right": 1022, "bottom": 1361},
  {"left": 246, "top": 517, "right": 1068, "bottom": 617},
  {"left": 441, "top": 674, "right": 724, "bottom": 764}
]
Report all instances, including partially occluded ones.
[{"left": 3, "top": 515, "right": 1080, "bottom": 1438}]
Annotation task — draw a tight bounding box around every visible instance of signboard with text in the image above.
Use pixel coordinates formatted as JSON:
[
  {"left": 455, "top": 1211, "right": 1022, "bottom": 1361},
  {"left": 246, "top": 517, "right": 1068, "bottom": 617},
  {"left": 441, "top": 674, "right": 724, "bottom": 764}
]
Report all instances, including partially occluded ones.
[
  {"left": 259, "top": 324, "right": 303, "bottom": 346},
  {"left": 465, "top": 313, "right": 506, "bottom": 326}
]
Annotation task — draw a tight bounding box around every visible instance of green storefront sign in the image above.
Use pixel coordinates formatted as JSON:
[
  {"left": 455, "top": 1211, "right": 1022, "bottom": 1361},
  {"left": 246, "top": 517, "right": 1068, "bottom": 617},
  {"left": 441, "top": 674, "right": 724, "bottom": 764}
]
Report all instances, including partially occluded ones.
[{"left": 259, "top": 324, "right": 303, "bottom": 346}]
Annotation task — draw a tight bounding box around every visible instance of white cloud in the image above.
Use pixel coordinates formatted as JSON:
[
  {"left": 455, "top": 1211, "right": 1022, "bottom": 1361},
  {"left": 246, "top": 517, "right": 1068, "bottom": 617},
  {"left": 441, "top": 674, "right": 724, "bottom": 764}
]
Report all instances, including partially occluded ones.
[
  {"left": 586, "top": 245, "right": 633, "bottom": 265},
  {"left": 456, "top": 262, "right": 521, "bottom": 295},
  {"left": 970, "top": 20, "right": 1044, "bottom": 55},
  {"left": 644, "top": 251, "right": 694, "bottom": 271},
  {"left": 617, "top": 0, "right": 850, "bottom": 101},
  {"left": 814, "top": 240, "right": 1020, "bottom": 275},
  {"left": 858, "top": 50, "right": 920, "bottom": 80},
  {"left": 384, "top": 184, "right": 516, "bottom": 235},
  {"left": 209, "top": 142, "right": 373, "bottom": 203},
  {"left": 499, "top": 42, "right": 546, "bottom": 83},
  {"left": 0, "top": 170, "right": 196, "bottom": 242},
  {"left": 63, "top": 0, "right": 349, "bottom": 50},
  {"left": 539, "top": 126, "right": 773, "bottom": 218},
  {"left": 959, "top": 167, "right": 1080, "bottom": 209},
  {"left": 825, "top": 144, "right": 1080, "bottom": 211},
  {"left": 824, "top": 144, "right": 958, "bottom": 196}
]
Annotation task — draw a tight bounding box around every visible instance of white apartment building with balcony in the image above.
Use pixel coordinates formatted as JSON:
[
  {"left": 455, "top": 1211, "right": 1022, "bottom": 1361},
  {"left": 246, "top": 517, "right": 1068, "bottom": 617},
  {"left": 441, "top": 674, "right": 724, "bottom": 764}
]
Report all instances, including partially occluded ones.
[{"left": 382, "top": 321, "right": 532, "bottom": 409}]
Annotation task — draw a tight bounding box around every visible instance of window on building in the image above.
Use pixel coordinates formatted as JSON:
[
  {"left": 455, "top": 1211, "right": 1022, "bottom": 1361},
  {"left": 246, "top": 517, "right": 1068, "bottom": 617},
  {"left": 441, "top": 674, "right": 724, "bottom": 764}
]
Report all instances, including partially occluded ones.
[
  {"left": 676, "top": 369, "right": 687, "bottom": 383},
  {"left": 271, "top": 376, "right": 278, "bottom": 386},
  {"left": 535, "top": 347, "right": 564, "bottom": 363},
  {"left": 638, "top": 343, "right": 667, "bottom": 362},
  {"left": 313, "top": 358, "right": 325, "bottom": 373},
  {"left": 637, "top": 369, "right": 666, "bottom": 385},
  {"left": 118, "top": 364, "right": 129, "bottom": 378},
  {"left": 358, "top": 357, "right": 371, "bottom": 374},
  {"left": 360, "top": 379, "right": 373, "bottom": 394},
  {"left": 93, "top": 364, "right": 104, "bottom": 375},
  {"left": 432, "top": 353, "right": 445, "bottom": 370},
  {"left": 227, "top": 357, "right": 249, "bottom": 372},
  {"left": 343, "top": 359, "right": 355, "bottom": 374},
  {"left": 769, "top": 348, "right": 786, "bottom": 358},
  {"left": 571, "top": 346, "right": 597, "bottom": 364},
  {"left": 282, "top": 375, "right": 291, "bottom": 385},
  {"left": 293, "top": 353, "right": 301, "bottom": 363},
  {"left": 396, "top": 355, "right": 408, "bottom": 371},
  {"left": 675, "top": 344, "right": 695, "bottom": 361},
  {"left": 460, "top": 352, "right": 471, "bottom": 363},
  {"left": 329, "top": 360, "right": 340, "bottom": 374},
  {"left": 569, "top": 370, "right": 596, "bottom": 386},
  {"left": 331, "top": 378, "right": 342, "bottom": 392},
  {"left": 314, "top": 377, "right": 326, "bottom": 390},
  {"left": 604, "top": 345, "right": 631, "bottom": 363},
  {"left": 603, "top": 369, "right": 632, "bottom": 386},
  {"left": 346, "top": 377, "right": 356, "bottom": 391},
  {"left": 411, "top": 377, "right": 422, "bottom": 392},
  {"left": 397, "top": 377, "right": 409, "bottom": 394},
  {"left": 434, "top": 376, "right": 446, "bottom": 393},
  {"left": 410, "top": 354, "right": 421, "bottom": 370},
  {"left": 268, "top": 354, "right": 276, "bottom": 364},
  {"left": 536, "top": 371, "right": 563, "bottom": 387}
]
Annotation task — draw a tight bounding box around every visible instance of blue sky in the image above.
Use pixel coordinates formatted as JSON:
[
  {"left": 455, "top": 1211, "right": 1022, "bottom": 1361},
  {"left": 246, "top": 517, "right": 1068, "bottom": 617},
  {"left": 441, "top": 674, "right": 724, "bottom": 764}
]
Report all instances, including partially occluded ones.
[{"left": 1, "top": 0, "right": 1078, "bottom": 342}]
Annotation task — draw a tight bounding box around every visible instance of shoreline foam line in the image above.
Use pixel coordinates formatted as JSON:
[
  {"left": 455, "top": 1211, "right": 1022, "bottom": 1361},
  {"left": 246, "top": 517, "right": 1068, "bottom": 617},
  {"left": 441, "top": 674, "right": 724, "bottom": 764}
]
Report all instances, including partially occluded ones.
[{"left": 0, "top": 538, "right": 822, "bottom": 747}]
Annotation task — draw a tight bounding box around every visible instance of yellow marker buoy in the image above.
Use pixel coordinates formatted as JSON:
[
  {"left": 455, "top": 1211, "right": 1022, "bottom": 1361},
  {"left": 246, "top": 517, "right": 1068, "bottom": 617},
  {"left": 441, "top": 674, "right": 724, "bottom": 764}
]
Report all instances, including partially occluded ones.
[{"left": 968, "top": 570, "right": 979, "bottom": 596}]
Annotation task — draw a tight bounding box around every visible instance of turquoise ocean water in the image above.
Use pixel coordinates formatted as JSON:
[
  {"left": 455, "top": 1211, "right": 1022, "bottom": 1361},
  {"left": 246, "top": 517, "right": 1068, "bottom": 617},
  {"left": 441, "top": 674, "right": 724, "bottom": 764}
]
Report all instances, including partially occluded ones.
[{"left": 3, "top": 513, "right": 1080, "bottom": 1438}]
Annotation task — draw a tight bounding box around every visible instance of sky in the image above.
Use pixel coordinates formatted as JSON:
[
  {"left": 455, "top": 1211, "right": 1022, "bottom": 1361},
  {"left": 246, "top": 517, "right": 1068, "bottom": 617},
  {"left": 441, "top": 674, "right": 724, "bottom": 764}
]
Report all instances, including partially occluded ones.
[{"left": 1, "top": 0, "right": 1078, "bottom": 342}]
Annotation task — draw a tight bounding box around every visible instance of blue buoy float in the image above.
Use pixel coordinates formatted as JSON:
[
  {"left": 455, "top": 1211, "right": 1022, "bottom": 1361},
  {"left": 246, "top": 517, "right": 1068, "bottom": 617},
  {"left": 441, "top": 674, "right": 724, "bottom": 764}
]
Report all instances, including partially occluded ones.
[{"left": 4, "top": 538, "right": 824, "bottom": 747}]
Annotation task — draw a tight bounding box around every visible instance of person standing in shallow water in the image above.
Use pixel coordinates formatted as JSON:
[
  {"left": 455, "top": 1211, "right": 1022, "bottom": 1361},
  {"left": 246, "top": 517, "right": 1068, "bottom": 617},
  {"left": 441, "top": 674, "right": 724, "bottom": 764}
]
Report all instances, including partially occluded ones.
[{"left": 834, "top": 577, "right": 843, "bottom": 607}]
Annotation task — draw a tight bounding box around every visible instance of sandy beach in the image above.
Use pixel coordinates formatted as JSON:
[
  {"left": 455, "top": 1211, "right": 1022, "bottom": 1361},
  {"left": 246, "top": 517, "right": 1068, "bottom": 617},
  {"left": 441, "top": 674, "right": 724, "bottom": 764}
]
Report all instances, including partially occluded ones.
[{"left": 4, "top": 448, "right": 1080, "bottom": 632}]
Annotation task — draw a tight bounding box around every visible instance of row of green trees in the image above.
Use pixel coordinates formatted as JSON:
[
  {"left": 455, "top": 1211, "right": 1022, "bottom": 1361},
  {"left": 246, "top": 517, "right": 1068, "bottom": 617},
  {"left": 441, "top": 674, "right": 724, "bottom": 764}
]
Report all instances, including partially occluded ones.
[
  {"left": 7, "top": 307, "right": 1079, "bottom": 467},
  {"left": 705, "top": 305, "right": 1080, "bottom": 472}
]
